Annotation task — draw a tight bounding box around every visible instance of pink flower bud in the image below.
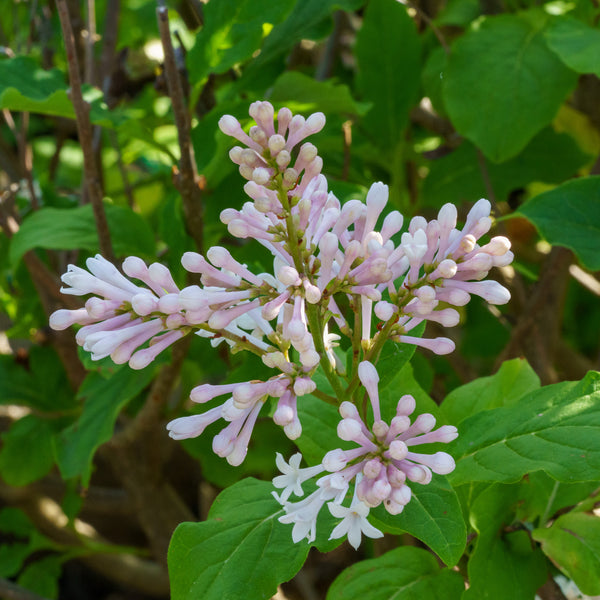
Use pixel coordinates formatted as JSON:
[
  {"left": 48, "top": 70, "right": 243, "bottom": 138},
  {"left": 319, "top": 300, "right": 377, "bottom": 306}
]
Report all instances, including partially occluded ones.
[
  {"left": 293, "top": 377, "right": 316, "bottom": 396},
  {"left": 363, "top": 458, "right": 382, "bottom": 479},
  {"left": 131, "top": 293, "right": 158, "bottom": 316},
  {"left": 323, "top": 449, "right": 348, "bottom": 472},
  {"left": 339, "top": 401, "right": 360, "bottom": 420},
  {"left": 338, "top": 418, "right": 362, "bottom": 441},
  {"left": 396, "top": 395, "right": 416, "bottom": 416},
  {"left": 391, "top": 485, "right": 411, "bottom": 505},
  {"left": 276, "top": 150, "right": 291, "bottom": 169},
  {"left": 388, "top": 440, "right": 408, "bottom": 460},
  {"left": 157, "top": 293, "right": 180, "bottom": 314},
  {"left": 268, "top": 134, "right": 286, "bottom": 156},
  {"left": 252, "top": 167, "right": 270, "bottom": 185},
  {"left": 306, "top": 112, "right": 325, "bottom": 134},
  {"left": 374, "top": 301, "right": 396, "bottom": 321},
  {"left": 49, "top": 308, "right": 93, "bottom": 330},
  {"left": 299, "top": 349, "right": 320, "bottom": 369}
]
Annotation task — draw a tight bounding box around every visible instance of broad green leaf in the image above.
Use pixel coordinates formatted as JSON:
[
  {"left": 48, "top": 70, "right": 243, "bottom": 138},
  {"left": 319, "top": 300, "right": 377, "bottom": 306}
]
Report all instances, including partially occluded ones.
[
  {"left": 187, "top": 0, "right": 295, "bottom": 89},
  {"left": 449, "top": 371, "right": 600, "bottom": 485},
  {"left": 17, "top": 555, "right": 63, "bottom": 600},
  {"left": 435, "top": 0, "right": 480, "bottom": 27},
  {"left": 182, "top": 418, "right": 294, "bottom": 489},
  {"left": 465, "top": 484, "right": 547, "bottom": 600},
  {"left": 0, "top": 543, "right": 31, "bottom": 578},
  {"left": 546, "top": 16, "right": 600, "bottom": 77},
  {"left": 422, "top": 46, "right": 448, "bottom": 117},
  {"left": 355, "top": 0, "right": 421, "bottom": 151},
  {"left": 326, "top": 546, "right": 465, "bottom": 600},
  {"left": 0, "top": 416, "right": 57, "bottom": 486},
  {"left": 441, "top": 358, "right": 540, "bottom": 424},
  {"left": 236, "top": 0, "right": 365, "bottom": 93},
  {"left": 422, "top": 129, "right": 590, "bottom": 207},
  {"left": 0, "top": 348, "right": 75, "bottom": 411},
  {"left": 270, "top": 71, "right": 369, "bottom": 116},
  {"left": 379, "top": 362, "right": 440, "bottom": 424},
  {"left": 10, "top": 203, "right": 155, "bottom": 267},
  {"left": 533, "top": 512, "right": 600, "bottom": 594},
  {"left": 518, "top": 176, "right": 600, "bottom": 270},
  {"left": 168, "top": 478, "right": 310, "bottom": 600},
  {"left": 296, "top": 393, "right": 348, "bottom": 466},
  {"left": 0, "top": 56, "right": 121, "bottom": 126},
  {"left": 376, "top": 322, "right": 426, "bottom": 391},
  {"left": 370, "top": 476, "right": 467, "bottom": 567},
  {"left": 516, "top": 471, "right": 597, "bottom": 523},
  {"left": 55, "top": 364, "right": 157, "bottom": 486},
  {"left": 444, "top": 14, "right": 577, "bottom": 162}
]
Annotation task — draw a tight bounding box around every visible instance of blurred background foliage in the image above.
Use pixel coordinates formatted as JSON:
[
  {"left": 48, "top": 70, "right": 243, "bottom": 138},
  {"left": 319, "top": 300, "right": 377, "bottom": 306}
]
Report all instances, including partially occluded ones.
[{"left": 0, "top": 0, "right": 599, "bottom": 598}]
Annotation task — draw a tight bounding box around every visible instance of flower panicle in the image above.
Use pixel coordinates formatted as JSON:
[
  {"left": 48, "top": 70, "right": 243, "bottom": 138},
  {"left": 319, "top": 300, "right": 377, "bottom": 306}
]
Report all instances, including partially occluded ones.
[
  {"left": 273, "top": 360, "right": 458, "bottom": 548},
  {"left": 50, "top": 102, "right": 510, "bottom": 500}
]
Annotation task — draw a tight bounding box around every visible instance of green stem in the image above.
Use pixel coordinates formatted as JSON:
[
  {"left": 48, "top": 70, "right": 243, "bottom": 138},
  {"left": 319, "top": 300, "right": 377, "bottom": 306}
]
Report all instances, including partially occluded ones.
[
  {"left": 345, "top": 318, "right": 397, "bottom": 399},
  {"left": 305, "top": 302, "right": 345, "bottom": 403},
  {"left": 311, "top": 388, "right": 340, "bottom": 406}
]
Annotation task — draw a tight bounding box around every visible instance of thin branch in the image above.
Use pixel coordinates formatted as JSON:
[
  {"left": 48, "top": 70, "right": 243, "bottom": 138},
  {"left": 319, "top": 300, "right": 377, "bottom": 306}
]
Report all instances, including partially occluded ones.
[
  {"left": 315, "top": 10, "right": 343, "bottom": 81},
  {"left": 84, "top": 0, "right": 96, "bottom": 85},
  {"left": 111, "top": 336, "right": 191, "bottom": 447},
  {"left": 156, "top": 2, "right": 205, "bottom": 252},
  {"left": 0, "top": 483, "right": 169, "bottom": 597},
  {"left": 537, "top": 576, "right": 568, "bottom": 600},
  {"left": 56, "top": 0, "right": 115, "bottom": 262}
]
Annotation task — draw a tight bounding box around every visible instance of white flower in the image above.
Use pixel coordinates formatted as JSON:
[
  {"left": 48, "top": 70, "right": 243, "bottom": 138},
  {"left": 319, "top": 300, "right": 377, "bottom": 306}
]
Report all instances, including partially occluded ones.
[
  {"left": 272, "top": 453, "right": 324, "bottom": 503},
  {"left": 328, "top": 500, "right": 383, "bottom": 550}
]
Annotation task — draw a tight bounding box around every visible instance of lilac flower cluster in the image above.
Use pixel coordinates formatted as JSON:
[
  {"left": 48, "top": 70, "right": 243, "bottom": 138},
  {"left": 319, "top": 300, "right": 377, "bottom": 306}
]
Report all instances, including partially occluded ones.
[
  {"left": 50, "top": 101, "right": 513, "bottom": 548},
  {"left": 272, "top": 361, "right": 457, "bottom": 547}
]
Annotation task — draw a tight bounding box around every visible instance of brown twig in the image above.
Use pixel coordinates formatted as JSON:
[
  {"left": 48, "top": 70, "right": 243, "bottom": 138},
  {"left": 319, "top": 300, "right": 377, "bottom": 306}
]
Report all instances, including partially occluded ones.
[
  {"left": 537, "top": 576, "right": 568, "bottom": 600},
  {"left": 56, "top": 0, "right": 115, "bottom": 262},
  {"left": 0, "top": 482, "right": 169, "bottom": 597},
  {"left": 403, "top": 0, "right": 450, "bottom": 54},
  {"left": 496, "top": 247, "right": 572, "bottom": 383},
  {"left": 156, "top": 2, "right": 204, "bottom": 252},
  {"left": 107, "top": 336, "right": 194, "bottom": 564},
  {"left": 84, "top": 0, "right": 96, "bottom": 85}
]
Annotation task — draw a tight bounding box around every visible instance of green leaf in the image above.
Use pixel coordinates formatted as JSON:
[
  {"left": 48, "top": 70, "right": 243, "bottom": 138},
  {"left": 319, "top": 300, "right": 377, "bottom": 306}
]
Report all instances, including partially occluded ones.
[
  {"left": 422, "top": 129, "right": 590, "bottom": 207},
  {"left": 0, "top": 56, "right": 120, "bottom": 126},
  {"left": 518, "top": 176, "right": 600, "bottom": 270},
  {"left": 464, "top": 484, "right": 547, "bottom": 600},
  {"left": 296, "top": 393, "right": 349, "bottom": 466},
  {"left": 10, "top": 203, "right": 155, "bottom": 267},
  {"left": 516, "top": 471, "right": 597, "bottom": 524},
  {"left": 545, "top": 15, "right": 600, "bottom": 77},
  {"left": 17, "top": 555, "right": 63, "bottom": 600},
  {"left": 0, "top": 348, "right": 75, "bottom": 411},
  {"left": 168, "top": 478, "right": 310, "bottom": 600},
  {"left": 449, "top": 371, "right": 600, "bottom": 485},
  {"left": 0, "top": 415, "right": 57, "bottom": 486},
  {"left": 55, "top": 364, "right": 157, "bottom": 486},
  {"left": 236, "top": 0, "right": 365, "bottom": 92},
  {"left": 435, "top": 0, "right": 480, "bottom": 27},
  {"left": 444, "top": 14, "right": 577, "bottom": 162},
  {"left": 355, "top": 0, "right": 421, "bottom": 151},
  {"left": 379, "top": 362, "right": 441, "bottom": 424},
  {"left": 270, "top": 71, "right": 369, "bottom": 116},
  {"left": 187, "top": 0, "right": 296, "bottom": 88},
  {"left": 376, "top": 322, "right": 426, "bottom": 391},
  {"left": 441, "top": 358, "right": 540, "bottom": 425},
  {"left": 533, "top": 512, "right": 600, "bottom": 594},
  {"left": 326, "top": 546, "right": 465, "bottom": 600},
  {"left": 370, "top": 476, "right": 467, "bottom": 567}
]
